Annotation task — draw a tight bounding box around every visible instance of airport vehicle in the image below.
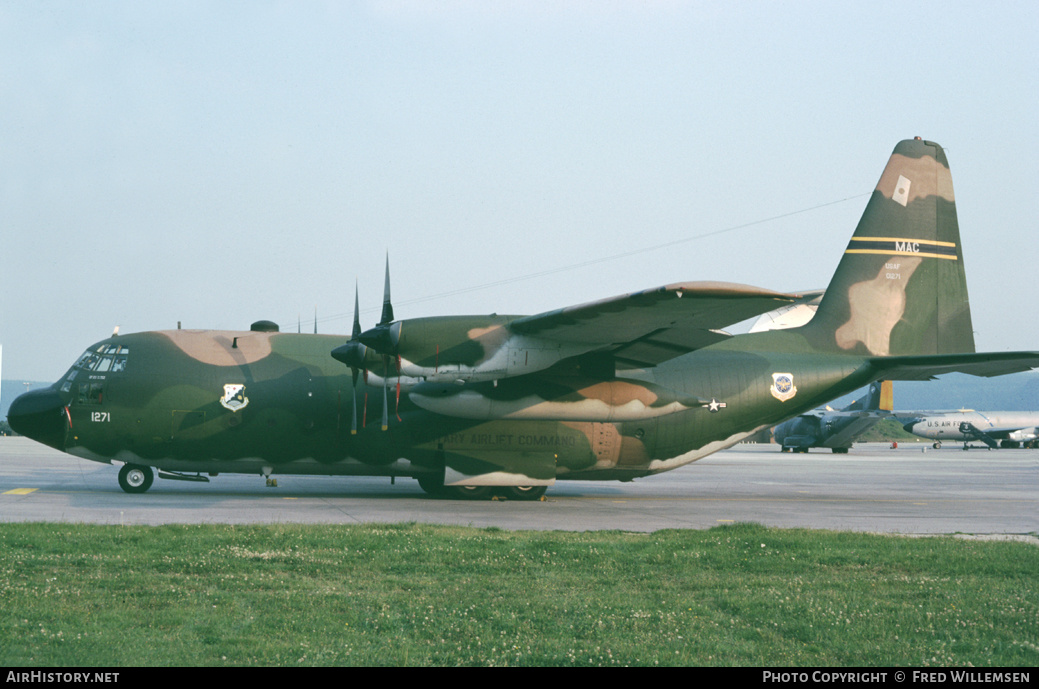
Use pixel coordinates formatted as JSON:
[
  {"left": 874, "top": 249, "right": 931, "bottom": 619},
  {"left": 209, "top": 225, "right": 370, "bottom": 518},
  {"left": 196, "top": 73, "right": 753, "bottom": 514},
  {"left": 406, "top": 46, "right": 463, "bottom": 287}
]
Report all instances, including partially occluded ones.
[
  {"left": 902, "top": 411, "right": 1039, "bottom": 449},
  {"left": 773, "top": 381, "right": 892, "bottom": 453},
  {"left": 9, "top": 138, "right": 1039, "bottom": 498}
]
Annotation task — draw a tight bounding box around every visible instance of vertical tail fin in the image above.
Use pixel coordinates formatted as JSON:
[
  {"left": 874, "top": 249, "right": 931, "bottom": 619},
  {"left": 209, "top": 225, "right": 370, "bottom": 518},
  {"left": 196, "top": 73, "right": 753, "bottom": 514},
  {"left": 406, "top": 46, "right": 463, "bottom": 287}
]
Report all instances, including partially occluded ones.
[
  {"left": 842, "top": 380, "right": 893, "bottom": 412},
  {"left": 800, "top": 138, "right": 975, "bottom": 356},
  {"left": 878, "top": 379, "right": 893, "bottom": 411}
]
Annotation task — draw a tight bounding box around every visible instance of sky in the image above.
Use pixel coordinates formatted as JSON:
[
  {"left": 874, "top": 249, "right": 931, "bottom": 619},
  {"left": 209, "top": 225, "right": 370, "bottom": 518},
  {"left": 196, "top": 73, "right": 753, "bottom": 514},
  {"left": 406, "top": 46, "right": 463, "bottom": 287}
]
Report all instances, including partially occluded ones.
[{"left": 2, "top": 1, "right": 1038, "bottom": 382}]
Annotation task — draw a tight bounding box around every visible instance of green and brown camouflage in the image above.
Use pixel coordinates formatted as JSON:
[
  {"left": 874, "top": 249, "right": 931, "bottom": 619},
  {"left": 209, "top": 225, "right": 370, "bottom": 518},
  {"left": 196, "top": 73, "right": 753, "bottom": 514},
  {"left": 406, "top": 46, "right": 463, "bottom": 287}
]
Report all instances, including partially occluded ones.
[{"left": 10, "top": 139, "right": 1039, "bottom": 499}]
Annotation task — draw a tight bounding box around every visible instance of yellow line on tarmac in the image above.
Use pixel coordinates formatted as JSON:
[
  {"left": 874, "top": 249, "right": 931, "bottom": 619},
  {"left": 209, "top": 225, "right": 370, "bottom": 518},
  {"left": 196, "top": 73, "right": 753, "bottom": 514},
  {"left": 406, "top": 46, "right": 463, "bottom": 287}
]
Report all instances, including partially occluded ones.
[{"left": 3, "top": 488, "right": 38, "bottom": 495}]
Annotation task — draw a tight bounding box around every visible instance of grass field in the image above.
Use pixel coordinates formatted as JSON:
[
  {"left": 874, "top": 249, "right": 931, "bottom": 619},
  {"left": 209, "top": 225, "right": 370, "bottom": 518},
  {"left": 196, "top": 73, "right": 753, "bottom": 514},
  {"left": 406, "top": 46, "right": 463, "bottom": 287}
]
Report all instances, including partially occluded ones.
[{"left": 1, "top": 522, "right": 1036, "bottom": 666}]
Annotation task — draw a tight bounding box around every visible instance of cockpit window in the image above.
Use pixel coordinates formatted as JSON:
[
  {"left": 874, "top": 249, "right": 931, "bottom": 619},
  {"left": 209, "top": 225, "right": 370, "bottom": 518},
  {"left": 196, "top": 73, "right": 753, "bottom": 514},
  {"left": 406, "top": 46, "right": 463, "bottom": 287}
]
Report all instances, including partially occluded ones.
[
  {"left": 75, "top": 344, "right": 130, "bottom": 372},
  {"left": 60, "top": 344, "right": 130, "bottom": 393}
]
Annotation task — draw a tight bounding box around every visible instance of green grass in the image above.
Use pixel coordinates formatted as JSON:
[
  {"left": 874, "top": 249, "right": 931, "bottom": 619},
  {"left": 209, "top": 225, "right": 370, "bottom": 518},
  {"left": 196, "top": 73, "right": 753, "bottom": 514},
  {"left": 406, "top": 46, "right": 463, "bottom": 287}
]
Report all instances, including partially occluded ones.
[{"left": 1, "top": 522, "right": 1036, "bottom": 666}]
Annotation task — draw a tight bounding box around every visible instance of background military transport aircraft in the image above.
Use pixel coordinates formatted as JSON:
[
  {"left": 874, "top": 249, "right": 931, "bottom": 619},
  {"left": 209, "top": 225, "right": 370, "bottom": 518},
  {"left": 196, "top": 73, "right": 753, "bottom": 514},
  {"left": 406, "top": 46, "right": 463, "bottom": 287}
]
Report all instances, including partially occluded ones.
[
  {"left": 901, "top": 410, "right": 1039, "bottom": 450},
  {"left": 773, "top": 381, "right": 892, "bottom": 453},
  {"left": 10, "top": 138, "right": 1039, "bottom": 499}
]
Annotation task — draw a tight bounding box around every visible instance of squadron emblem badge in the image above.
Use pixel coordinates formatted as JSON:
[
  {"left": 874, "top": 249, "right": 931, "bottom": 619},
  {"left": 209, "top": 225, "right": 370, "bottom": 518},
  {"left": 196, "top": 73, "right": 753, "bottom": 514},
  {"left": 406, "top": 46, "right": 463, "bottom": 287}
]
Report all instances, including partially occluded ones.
[
  {"left": 220, "top": 384, "right": 249, "bottom": 412},
  {"left": 770, "top": 373, "right": 797, "bottom": 402}
]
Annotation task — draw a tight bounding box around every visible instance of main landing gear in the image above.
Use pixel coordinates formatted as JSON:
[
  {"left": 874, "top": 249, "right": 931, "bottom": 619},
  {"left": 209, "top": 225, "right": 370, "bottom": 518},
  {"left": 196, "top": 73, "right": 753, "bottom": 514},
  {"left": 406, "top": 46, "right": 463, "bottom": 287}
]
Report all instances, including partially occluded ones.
[{"left": 416, "top": 475, "right": 547, "bottom": 501}]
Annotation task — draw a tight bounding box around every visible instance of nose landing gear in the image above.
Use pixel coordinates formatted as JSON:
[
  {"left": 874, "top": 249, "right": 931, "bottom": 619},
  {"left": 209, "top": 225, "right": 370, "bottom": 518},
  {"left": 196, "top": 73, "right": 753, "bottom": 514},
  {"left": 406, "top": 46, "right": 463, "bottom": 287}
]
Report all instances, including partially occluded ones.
[{"left": 118, "top": 464, "right": 154, "bottom": 494}]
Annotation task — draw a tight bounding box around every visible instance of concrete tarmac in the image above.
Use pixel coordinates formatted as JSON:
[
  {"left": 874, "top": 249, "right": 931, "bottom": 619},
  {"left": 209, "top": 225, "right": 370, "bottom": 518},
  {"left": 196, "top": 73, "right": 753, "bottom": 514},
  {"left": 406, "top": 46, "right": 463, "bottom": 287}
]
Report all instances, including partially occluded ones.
[{"left": 1, "top": 436, "right": 1036, "bottom": 534}]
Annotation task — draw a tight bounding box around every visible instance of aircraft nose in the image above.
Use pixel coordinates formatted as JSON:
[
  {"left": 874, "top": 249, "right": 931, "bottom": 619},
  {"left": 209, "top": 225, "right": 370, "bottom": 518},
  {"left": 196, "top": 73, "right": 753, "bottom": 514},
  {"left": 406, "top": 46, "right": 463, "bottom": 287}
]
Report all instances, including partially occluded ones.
[{"left": 8, "top": 388, "right": 68, "bottom": 450}]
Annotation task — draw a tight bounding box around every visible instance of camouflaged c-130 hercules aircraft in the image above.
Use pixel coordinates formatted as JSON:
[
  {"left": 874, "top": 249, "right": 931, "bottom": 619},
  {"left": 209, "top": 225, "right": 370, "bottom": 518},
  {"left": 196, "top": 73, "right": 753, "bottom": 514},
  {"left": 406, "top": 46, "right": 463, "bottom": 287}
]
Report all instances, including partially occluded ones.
[{"left": 10, "top": 138, "right": 1039, "bottom": 499}]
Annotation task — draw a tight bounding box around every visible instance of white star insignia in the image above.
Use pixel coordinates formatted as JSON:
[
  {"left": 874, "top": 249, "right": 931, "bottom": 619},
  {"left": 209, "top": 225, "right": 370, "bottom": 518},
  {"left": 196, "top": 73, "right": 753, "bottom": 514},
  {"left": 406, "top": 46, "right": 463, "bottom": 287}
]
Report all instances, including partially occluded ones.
[{"left": 703, "top": 399, "right": 727, "bottom": 413}]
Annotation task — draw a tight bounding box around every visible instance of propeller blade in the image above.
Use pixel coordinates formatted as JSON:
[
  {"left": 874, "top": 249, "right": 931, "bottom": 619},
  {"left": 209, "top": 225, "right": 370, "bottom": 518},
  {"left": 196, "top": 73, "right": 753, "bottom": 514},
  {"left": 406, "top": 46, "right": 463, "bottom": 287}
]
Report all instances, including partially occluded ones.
[
  {"left": 381, "top": 355, "right": 390, "bottom": 431},
  {"left": 395, "top": 356, "right": 402, "bottom": 423},
  {"left": 351, "top": 367, "right": 359, "bottom": 435},
  {"left": 350, "top": 282, "right": 362, "bottom": 434},
  {"left": 335, "top": 269, "right": 398, "bottom": 433},
  {"left": 379, "top": 254, "right": 394, "bottom": 326},
  {"left": 352, "top": 281, "right": 362, "bottom": 338}
]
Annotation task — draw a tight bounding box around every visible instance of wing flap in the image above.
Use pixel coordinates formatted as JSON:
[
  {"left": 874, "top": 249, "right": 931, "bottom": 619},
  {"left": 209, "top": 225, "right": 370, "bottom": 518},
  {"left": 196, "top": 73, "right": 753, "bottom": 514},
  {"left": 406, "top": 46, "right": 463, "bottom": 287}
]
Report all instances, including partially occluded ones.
[
  {"left": 820, "top": 414, "right": 888, "bottom": 448},
  {"left": 611, "top": 327, "right": 732, "bottom": 368}
]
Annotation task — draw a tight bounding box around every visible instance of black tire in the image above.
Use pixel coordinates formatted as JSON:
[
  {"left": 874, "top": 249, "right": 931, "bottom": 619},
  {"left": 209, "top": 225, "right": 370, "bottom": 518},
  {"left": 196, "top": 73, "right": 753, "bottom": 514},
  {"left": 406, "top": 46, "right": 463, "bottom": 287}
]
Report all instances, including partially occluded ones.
[
  {"left": 416, "top": 476, "right": 493, "bottom": 500},
  {"left": 118, "top": 464, "right": 154, "bottom": 494},
  {"left": 416, "top": 474, "right": 447, "bottom": 497},
  {"left": 448, "top": 485, "right": 493, "bottom": 500},
  {"left": 498, "top": 485, "right": 548, "bottom": 501}
]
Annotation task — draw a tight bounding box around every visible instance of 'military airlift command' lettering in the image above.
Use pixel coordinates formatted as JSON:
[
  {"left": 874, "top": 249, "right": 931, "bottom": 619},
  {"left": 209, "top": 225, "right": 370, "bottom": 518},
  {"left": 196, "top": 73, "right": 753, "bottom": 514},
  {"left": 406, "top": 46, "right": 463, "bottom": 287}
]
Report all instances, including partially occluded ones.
[{"left": 441, "top": 433, "right": 577, "bottom": 448}]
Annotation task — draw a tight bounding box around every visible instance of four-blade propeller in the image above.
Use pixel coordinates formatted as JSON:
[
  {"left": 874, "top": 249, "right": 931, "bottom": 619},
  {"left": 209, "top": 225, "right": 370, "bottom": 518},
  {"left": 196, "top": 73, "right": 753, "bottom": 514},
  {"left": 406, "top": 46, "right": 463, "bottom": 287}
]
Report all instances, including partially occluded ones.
[{"left": 331, "top": 256, "right": 400, "bottom": 432}]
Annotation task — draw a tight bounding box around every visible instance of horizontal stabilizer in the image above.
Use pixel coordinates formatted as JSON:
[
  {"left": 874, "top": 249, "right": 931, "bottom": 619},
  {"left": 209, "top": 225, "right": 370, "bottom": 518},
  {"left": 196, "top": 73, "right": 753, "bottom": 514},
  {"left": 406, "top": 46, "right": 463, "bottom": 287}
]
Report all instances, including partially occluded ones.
[{"left": 869, "top": 351, "right": 1039, "bottom": 381}]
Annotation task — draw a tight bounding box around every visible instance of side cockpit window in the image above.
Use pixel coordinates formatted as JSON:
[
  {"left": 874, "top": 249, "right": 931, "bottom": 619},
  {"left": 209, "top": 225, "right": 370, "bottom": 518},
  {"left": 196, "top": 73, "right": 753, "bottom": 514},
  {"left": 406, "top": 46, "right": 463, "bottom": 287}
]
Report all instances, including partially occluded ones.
[{"left": 78, "top": 381, "right": 105, "bottom": 405}]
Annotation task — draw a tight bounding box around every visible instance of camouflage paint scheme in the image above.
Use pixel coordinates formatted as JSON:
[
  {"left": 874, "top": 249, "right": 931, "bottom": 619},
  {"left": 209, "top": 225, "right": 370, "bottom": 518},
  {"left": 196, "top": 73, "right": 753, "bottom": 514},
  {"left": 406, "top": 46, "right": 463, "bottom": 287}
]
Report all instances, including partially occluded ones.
[
  {"left": 10, "top": 139, "right": 1039, "bottom": 498},
  {"left": 772, "top": 380, "right": 893, "bottom": 453}
]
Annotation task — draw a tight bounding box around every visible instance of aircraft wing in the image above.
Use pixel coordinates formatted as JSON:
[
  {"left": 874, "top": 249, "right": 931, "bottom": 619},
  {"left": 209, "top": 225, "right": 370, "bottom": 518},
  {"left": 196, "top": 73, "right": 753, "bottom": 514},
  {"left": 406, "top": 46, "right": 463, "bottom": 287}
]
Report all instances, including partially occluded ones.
[
  {"left": 983, "top": 426, "right": 1039, "bottom": 439},
  {"left": 818, "top": 412, "right": 890, "bottom": 448},
  {"left": 510, "top": 281, "right": 803, "bottom": 368},
  {"left": 868, "top": 352, "right": 1039, "bottom": 381}
]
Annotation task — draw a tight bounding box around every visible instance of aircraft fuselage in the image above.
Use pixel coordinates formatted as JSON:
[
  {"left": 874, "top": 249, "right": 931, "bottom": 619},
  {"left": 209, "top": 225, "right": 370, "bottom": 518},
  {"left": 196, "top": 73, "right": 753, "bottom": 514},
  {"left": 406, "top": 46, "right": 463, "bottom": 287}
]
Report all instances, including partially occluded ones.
[
  {"left": 14, "top": 326, "right": 872, "bottom": 486},
  {"left": 904, "top": 411, "right": 1039, "bottom": 444}
]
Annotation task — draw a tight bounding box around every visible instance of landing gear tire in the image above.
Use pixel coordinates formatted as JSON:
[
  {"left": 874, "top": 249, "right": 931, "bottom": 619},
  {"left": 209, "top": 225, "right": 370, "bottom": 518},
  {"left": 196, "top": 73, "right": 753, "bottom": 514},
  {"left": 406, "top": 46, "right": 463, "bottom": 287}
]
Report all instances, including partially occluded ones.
[
  {"left": 415, "top": 476, "right": 493, "bottom": 500},
  {"left": 498, "top": 485, "right": 548, "bottom": 501},
  {"left": 118, "top": 464, "right": 154, "bottom": 494},
  {"left": 448, "top": 485, "right": 493, "bottom": 500},
  {"left": 932, "top": 441, "right": 941, "bottom": 449},
  {"left": 416, "top": 474, "right": 446, "bottom": 497}
]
